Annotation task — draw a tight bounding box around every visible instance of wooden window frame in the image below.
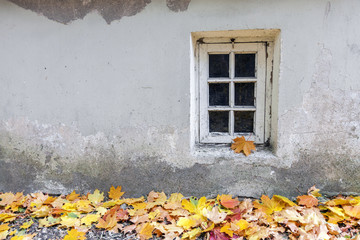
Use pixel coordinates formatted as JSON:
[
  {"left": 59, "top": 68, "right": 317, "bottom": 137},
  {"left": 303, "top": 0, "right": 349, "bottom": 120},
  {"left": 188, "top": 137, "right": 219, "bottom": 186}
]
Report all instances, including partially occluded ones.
[{"left": 197, "top": 42, "right": 272, "bottom": 144}]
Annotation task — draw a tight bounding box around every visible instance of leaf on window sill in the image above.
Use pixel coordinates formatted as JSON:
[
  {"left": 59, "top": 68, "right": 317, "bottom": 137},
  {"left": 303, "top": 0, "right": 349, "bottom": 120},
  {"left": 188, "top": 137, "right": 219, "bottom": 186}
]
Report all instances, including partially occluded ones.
[{"left": 230, "top": 136, "right": 256, "bottom": 156}]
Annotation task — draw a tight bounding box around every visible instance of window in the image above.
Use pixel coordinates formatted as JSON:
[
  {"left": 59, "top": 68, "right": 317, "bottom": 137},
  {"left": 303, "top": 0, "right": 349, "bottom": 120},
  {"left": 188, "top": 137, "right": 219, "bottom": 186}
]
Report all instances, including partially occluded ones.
[{"left": 198, "top": 42, "right": 268, "bottom": 144}]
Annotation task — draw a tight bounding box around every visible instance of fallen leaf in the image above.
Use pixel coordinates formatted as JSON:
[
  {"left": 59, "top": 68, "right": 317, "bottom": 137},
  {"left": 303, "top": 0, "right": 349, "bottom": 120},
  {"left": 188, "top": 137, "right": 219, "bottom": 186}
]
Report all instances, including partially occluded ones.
[
  {"left": 253, "top": 195, "right": 284, "bottom": 215},
  {"left": 139, "top": 222, "right": 154, "bottom": 240},
  {"left": 297, "top": 195, "right": 318, "bottom": 207},
  {"left": 80, "top": 214, "right": 100, "bottom": 226},
  {"left": 63, "top": 229, "right": 86, "bottom": 240},
  {"left": 218, "top": 195, "right": 240, "bottom": 209},
  {"left": 108, "top": 186, "right": 124, "bottom": 200},
  {"left": 88, "top": 190, "right": 104, "bottom": 205},
  {"left": 231, "top": 136, "right": 256, "bottom": 156},
  {"left": 20, "top": 219, "right": 33, "bottom": 229}
]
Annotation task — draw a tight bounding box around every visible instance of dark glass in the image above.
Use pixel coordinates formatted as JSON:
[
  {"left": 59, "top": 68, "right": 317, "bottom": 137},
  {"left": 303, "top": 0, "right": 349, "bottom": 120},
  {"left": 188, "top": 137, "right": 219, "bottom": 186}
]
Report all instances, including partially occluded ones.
[
  {"left": 235, "top": 54, "right": 256, "bottom": 77},
  {"left": 234, "top": 111, "right": 254, "bottom": 133},
  {"left": 209, "top": 83, "right": 229, "bottom": 106},
  {"left": 209, "top": 54, "right": 229, "bottom": 78},
  {"left": 209, "top": 111, "right": 229, "bottom": 133},
  {"left": 234, "top": 83, "right": 255, "bottom": 106}
]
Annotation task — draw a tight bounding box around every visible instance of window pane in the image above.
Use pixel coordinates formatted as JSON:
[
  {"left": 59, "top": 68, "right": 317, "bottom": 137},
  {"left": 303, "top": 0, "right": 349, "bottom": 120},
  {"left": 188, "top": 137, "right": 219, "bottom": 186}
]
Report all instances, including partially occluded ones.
[
  {"left": 235, "top": 83, "right": 255, "bottom": 106},
  {"left": 209, "top": 54, "right": 229, "bottom": 78},
  {"left": 209, "top": 83, "right": 229, "bottom": 106},
  {"left": 234, "top": 111, "right": 254, "bottom": 133},
  {"left": 209, "top": 111, "right": 229, "bottom": 133},
  {"left": 235, "top": 54, "right": 256, "bottom": 77}
]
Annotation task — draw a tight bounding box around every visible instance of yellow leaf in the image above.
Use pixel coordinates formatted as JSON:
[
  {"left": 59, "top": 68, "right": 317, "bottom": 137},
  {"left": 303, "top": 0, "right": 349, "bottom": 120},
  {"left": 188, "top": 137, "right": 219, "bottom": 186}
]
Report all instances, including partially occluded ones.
[
  {"left": 253, "top": 195, "right": 284, "bottom": 215},
  {"left": 96, "top": 207, "right": 107, "bottom": 216},
  {"left": 202, "top": 223, "right": 214, "bottom": 232},
  {"left": 0, "top": 213, "right": 17, "bottom": 222},
  {"left": 326, "top": 198, "right": 350, "bottom": 206},
  {"left": 0, "top": 193, "right": 16, "bottom": 206},
  {"left": 62, "top": 203, "right": 77, "bottom": 212},
  {"left": 20, "top": 219, "right": 33, "bottom": 229},
  {"left": 76, "top": 200, "right": 94, "bottom": 213},
  {"left": 96, "top": 213, "right": 117, "bottom": 230},
  {"left": 181, "top": 227, "right": 202, "bottom": 239},
  {"left": 81, "top": 214, "right": 100, "bottom": 226},
  {"left": 235, "top": 219, "right": 249, "bottom": 231},
  {"left": 220, "top": 223, "right": 233, "bottom": 237},
  {"left": 60, "top": 216, "right": 80, "bottom": 228},
  {"left": 63, "top": 229, "right": 86, "bottom": 240},
  {"left": 88, "top": 189, "right": 104, "bottom": 205},
  {"left": 0, "top": 223, "right": 10, "bottom": 232},
  {"left": 148, "top": 209, "right": 160, "bottom": 220},
  {"left": 139, "top": 222, "right": 154, "bottom": 240},
  {"left": 66, "top": 191, "right": 80, "bottom": 202},
  {"left": 273, "top": 195, "right": 297, "bottom": 207},
  {"left": 164, "top": 193, "right": 183, "bottom": 210},
  {"left": 177, "top": 215, "right": 202, "bottom": 230},
  {"left": 182, "top": 197, "right": 207, "bottom": 215},
  {"left": 231, "top": 136, "right": 256, "bottom": 156},
  {"left": 108, "top": 186, "right": 125, "bottom": 200},
  {"left": 31, "top": 206, "right": 50, "bottom": 218}
]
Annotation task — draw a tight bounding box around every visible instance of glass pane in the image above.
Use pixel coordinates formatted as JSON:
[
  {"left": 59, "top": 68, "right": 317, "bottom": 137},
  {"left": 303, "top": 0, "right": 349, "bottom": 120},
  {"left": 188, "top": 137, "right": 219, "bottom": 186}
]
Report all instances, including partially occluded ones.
[
  {"left": 209, "top": 83, "right": 229, "bottom": 106},
  {"left": 209, "top": 111, "right": 229, "bottom": 133},
  {"left": 235, "top": 54, "right": 256, "bottom": 77},
  {"left": 234, "top": 111, "right": 254, "bottom": 133},
  {"left": 235, "top": 83, "right": 255, "bottom": 106},
  {"left": 209, "top": 54, "right": 229, "bottom": 78}
]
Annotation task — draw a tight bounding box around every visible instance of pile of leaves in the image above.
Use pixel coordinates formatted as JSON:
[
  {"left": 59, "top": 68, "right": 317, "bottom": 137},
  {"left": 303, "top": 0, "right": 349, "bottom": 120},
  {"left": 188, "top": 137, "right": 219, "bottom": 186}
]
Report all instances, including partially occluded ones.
[{"left": 1, "top": 186, "right": 360, "bottom": 240}]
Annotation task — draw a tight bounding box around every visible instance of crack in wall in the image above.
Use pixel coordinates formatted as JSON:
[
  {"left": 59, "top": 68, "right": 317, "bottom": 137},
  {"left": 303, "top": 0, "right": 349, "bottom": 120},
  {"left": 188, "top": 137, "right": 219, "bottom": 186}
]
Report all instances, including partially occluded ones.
[{"left": 7, "top": 0, "right": 192, "bottom": 24}]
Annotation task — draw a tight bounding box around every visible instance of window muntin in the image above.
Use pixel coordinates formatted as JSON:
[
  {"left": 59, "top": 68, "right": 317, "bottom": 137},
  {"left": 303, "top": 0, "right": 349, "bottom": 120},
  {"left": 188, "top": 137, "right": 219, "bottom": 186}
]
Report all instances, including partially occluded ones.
[{"left": 199, "top": 43, "right": 266, "bottom": 144}]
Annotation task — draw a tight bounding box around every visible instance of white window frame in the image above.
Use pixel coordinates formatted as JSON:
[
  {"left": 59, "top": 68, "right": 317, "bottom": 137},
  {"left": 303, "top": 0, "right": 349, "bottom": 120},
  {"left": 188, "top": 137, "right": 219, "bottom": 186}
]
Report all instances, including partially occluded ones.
[{"left": 198, "top": 42, "right": 267, "bottom": 144}]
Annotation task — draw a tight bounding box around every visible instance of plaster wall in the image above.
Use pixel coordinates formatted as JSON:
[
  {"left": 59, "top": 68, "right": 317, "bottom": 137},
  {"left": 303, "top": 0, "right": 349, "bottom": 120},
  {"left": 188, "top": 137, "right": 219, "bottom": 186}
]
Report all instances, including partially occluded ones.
[{"left": 1, "top": 0, "right": 360, "bottom": 197}]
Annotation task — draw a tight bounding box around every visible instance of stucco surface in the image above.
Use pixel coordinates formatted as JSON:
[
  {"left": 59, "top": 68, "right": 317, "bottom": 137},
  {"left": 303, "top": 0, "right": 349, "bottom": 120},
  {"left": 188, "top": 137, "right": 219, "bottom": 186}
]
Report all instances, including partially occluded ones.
[{"left": 1, "top": 0, "right": 360, "bottom": 197}]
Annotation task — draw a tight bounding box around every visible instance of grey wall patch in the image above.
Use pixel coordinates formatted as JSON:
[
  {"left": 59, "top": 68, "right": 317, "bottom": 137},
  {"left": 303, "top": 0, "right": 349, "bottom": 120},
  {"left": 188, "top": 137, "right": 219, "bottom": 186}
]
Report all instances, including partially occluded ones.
[
  {"left": 166, "top": 0, "right": 191, "bottom": 12},
  {"left": 8, "top": 0, "right": 191, "bottom": 24},
  {"left": 8, "top": 0, "right": 152, "bottom": 24}
]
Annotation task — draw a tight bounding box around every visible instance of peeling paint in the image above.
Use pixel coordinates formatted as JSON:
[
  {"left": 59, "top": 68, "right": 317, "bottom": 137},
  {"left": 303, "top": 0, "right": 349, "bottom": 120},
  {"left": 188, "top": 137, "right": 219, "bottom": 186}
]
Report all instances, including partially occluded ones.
[
  {"left": 7, "top": 0, "right": 192, "bottom": 24},
  {"left": 166, "top": 0, "right": 191, "bottom": 12}
]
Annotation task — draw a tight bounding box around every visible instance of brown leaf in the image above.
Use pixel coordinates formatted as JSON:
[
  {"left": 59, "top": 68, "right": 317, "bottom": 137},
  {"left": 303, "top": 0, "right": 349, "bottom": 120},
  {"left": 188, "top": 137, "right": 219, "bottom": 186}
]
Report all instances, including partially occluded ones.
[
  {"left": 230, "top": 136, "right": 256, "bottom": 156},
  {"left": 297, "top": 195, "right": 318, "bottom": 208}
]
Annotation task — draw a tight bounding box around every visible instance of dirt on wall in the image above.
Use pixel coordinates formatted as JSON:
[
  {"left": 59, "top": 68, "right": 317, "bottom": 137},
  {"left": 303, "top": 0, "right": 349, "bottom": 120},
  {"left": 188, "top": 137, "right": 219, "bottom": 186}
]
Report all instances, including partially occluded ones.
[{"left": 8, "top": 0, "right": 192, "bottom": 24}]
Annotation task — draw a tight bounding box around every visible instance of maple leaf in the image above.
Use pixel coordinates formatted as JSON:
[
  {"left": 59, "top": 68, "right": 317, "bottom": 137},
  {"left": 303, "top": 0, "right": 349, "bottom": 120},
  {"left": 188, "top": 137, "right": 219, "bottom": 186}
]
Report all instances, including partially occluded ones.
[
  {"left": 108, "top": 186, "right": 124, "bottom": 200},
  {"left": 0, "top": 213, "right": 17, "bottom": 222},
  {"left": 20, "top": 219, "right": 33, "bottom": 229},
  {"left": 164, "top": 193, "right": 184, "bottom": 210},
  {"left": 297, "top": 195, "right": 318, "bottom": 207},
  {"left": 202, "top": 206, "right": 227, "bottom": 224},
  {"left": 0, "top": 193, "right": 17, "bottom": 206},
  {"left": 307, "top": 185, "right": 322, "bottom": 197},
  {"left": 80, "top": 214, "right": 100, "bottom": 226},
  {"left": 88, "top": 189, "right": 104, "bottom": 205},
  {"left": 182, "top": 227, "right": 202, "bottom": 239},
  {"left": 343, "top": 205, "right": 360, "bottom": 219},
  {"left": 230, "top": 136, "right": 256, "bottom": 156},
  {"left": 63, "top": 229, "right": 86, "bottom": 240},
  {"left": 218, "top": 194, "right": 240, "bottom": 209},
  {"left": 253, "top": 195, "right": 285, "bottom": 215},
  {"left": 66, "top": 191, "right": 80, "bottom": 202},
  {"left": 96, "top": 213, "right": 117, "bottom": 230},
  {"left": 182, "top": 197, "right": 208, "bottom": 215},
  {"left": 209, "top": 228, "right": 230, "bottom": 240},
  {"left": 220, "top": 223, "right": 233, "bottom": 237},
  {"left": 273, "top": 195, "right": 297, "bottom": 207},
  {"left": 60, "top": 216, "right": 81, "bottom": 228},
  {"left": 177, "top": 215, "right": 203, "bottom": 230},
  {"left": 139, "top": 222, "right": 154, "bottom": 240}
]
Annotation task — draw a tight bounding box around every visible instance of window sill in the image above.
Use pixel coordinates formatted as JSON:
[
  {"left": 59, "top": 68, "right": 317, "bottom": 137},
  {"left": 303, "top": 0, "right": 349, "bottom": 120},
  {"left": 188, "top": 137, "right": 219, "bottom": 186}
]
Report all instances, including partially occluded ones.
[{"left": 191, "top": 144, "right": 286, "bottom": 168}]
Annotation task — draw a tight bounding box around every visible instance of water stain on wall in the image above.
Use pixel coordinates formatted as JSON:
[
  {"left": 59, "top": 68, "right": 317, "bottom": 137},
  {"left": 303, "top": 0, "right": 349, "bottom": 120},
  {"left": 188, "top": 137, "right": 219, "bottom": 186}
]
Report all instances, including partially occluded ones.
[{"left": 8, "top": 0, "right": 192, "bottom": 24}]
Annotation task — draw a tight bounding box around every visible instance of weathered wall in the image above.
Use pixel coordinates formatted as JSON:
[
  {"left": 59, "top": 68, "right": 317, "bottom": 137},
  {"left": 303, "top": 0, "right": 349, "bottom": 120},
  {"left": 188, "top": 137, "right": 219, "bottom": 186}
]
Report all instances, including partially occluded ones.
[{"left": 1, "top": 0, "right": 360, "bottom": 197}]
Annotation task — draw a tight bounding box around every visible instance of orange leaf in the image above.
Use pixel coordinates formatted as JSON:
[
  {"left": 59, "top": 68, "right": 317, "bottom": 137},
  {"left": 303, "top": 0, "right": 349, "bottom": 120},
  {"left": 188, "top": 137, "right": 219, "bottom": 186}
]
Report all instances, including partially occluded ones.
[
  {"left": 218, "top": 195, "right": 240, "bottom": 209},
  {"left": 66, "top": 191, "right": 80, "bottom": 202},
  {"left": 231, "top": 137, "right": 256, "bottom": 156},
  {"left": 139, "top": 222, "right": 154, "bottom": 240},
  {"left": 108, "top": 186, "right": 125, "bottom": 200},
  {"left": 297, "top": 195, "right": 318, "bottom": 207},
  {"left": 343, "top": 205, "right": 360, "bottom": 219}
]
